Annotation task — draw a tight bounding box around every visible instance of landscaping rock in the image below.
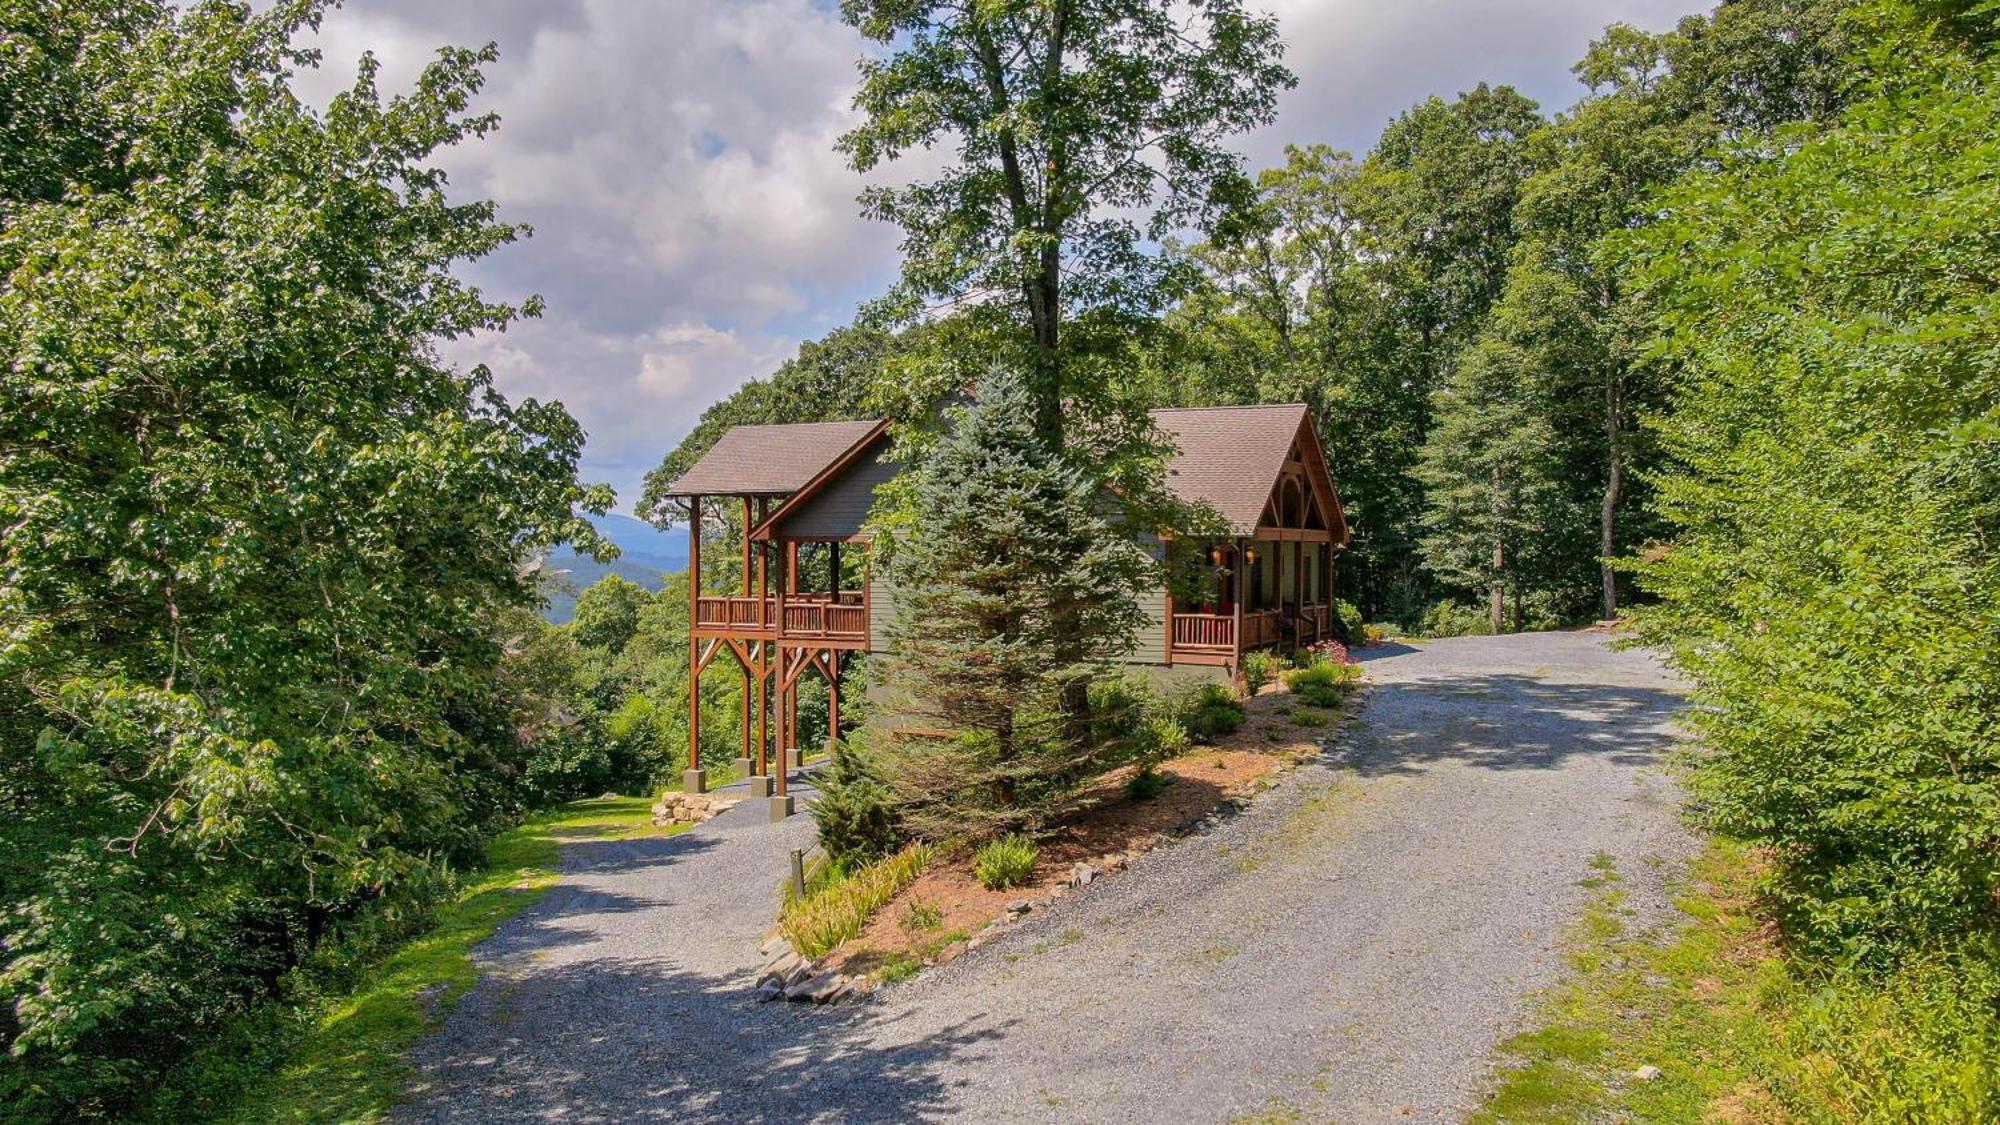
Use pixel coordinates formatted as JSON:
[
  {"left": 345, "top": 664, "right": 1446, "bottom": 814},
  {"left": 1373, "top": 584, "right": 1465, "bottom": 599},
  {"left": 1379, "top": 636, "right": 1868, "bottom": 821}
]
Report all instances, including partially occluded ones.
[
  {"left": 1069, "top": 863, "right": 1098, "bottom": 887},
  {"left": 786, "top": 971, "right": 851, "bottom": 1004},
  {"left": 755, "top": 981, "right": 785, "bottom": 1003},
  {"left": 650, "top": 791, "right": 740, "bottom": 827},
  {"left": 1631, "top": 1065, "right": 1662, "bottom": 1082},
  {"left": 1006, "top": 899, "right": 1032, "bottom": 917}
]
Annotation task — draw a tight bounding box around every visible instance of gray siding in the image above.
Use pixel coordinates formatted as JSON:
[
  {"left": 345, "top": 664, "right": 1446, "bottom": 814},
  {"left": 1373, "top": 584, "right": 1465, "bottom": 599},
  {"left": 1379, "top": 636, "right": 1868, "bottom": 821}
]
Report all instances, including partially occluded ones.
[
  {"left": 866, "top": 570, "right": 899, "bottom": 654},
  {"left": 1124, "top": 583, "right": 1169, "bottom": 665},
  {"left": 778, "top": 448, "right": 899, "bottom": 539}
]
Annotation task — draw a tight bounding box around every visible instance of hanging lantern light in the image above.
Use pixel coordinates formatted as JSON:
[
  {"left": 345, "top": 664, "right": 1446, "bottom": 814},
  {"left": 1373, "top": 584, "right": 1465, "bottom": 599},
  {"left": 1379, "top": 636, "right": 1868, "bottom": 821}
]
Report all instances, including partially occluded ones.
[
  {"left": 1244, "top": 546, "right": 1259, "bottom": 566},
  {"left": 1209, "top": 545, "right": 1225, "bottom": 567}
]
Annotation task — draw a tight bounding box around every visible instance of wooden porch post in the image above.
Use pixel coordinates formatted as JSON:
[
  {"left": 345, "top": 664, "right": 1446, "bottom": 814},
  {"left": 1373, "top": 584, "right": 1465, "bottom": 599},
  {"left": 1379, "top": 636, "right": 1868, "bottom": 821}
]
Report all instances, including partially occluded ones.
[
  {"left": 775, "top": 649, "right": 789, "bottom": 798},
  {"left": 1232, "top": 537, "right": 1246, "bottom": 671},
  {"left": 1292, "top": 539, "right": 1304, "bottom": 643},
  {"left": 827, "top": 653, "right": 841, "bottom": 753},
  {"left": 685, "top": 496, "right": 705, "bottom": 792}
]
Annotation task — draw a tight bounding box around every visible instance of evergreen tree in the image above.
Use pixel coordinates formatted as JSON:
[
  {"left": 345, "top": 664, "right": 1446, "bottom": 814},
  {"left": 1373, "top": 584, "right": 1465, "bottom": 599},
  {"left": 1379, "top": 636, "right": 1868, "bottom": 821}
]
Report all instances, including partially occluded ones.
[
  {"left": 1413, "top": 338, "right": 1564, "bottom": 632},
  {"left": 881, "top": 366, "right": 1153, "bottom": 839}
]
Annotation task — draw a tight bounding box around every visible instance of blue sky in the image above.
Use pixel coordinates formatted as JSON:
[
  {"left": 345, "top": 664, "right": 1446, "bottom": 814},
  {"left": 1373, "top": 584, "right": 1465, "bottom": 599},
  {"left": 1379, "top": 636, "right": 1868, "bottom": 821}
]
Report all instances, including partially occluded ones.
[{"left": 297, "top": 0, "right": 1694, "bottom": 516}]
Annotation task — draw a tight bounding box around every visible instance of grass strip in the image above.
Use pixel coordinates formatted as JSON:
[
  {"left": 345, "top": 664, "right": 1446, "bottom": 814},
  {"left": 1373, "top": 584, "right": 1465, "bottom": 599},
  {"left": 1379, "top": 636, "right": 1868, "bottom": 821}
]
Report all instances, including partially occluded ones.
[{"left": 196, "top": 795, "right": 679, "bottom": 1124}]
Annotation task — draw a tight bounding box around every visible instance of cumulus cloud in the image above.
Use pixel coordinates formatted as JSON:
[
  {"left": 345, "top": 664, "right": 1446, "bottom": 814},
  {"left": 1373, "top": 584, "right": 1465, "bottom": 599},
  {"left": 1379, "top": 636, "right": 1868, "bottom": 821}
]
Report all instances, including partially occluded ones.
[{"left": 293, "top": 0, "right": 1698, "bottom": 514}]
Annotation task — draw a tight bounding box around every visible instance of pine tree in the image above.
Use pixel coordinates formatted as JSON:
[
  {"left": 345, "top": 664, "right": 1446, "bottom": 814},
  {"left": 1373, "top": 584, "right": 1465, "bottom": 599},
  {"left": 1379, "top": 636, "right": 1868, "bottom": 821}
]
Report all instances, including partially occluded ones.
[
  {"left": 882, "top": 366, "right": 1153, "bottom": 839},
  {"left": 1413, "top": 337, "right": 1564, "bottom": 632}
]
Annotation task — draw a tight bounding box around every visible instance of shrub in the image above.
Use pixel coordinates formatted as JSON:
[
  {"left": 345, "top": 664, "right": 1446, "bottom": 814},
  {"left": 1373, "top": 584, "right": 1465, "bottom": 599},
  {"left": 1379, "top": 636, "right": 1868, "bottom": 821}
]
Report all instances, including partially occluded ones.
[
  {"left": 1361, "top": 622, "right": 1395, "bottom": 645},
  {"left": 1174, "top": 683, "right": 1245, "bottom": 741},
  {"left": 1124, "top": 766, "right": 1171, "bottom": 801},
  {"left": 1139, "top": 714, "right": 1192, "bottom": 760},
  {"left": 1086, "top": 674, "right": 1149, "bottom": 741},
  {"left": 1330, "top": 599, "right": 1366, "bottom": 644},
  {"left": 1241, "top": 650, "right": 1280, "bottom": 695},
  {"left": 972, "top": 836, "right": 1039, "bottom": 890},
  {"left": 778, "top": 843, "right": 933, "bottom": 958},
  {"left": 1304, "top": 638, "right": 1352, "bottom": 666},
  {"left": 1284, "top": 661, "right": 1361, "bottom": 709},
  {"left": 901, "top": 897, "right": 944, "bottom": 935},
  {"left": 810, "top": 739, "right": 902, "bottom": 866},
  {"left": 1418, "top": 600, "right": 1493, "bottom": 638}
]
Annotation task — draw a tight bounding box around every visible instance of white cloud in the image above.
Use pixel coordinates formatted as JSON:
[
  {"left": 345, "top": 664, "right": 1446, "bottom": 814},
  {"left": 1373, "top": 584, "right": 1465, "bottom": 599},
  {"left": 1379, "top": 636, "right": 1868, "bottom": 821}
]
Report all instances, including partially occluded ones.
[{"left": 291, "top": 0, "right": 1702, "bottom": 514}]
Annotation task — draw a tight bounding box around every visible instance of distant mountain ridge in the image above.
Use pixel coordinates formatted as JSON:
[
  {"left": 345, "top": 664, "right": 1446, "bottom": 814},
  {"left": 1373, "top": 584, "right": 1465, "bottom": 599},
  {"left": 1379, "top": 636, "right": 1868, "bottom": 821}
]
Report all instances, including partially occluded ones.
[{"left": 540, "top": 512, "right": 688, "bottom": 623}]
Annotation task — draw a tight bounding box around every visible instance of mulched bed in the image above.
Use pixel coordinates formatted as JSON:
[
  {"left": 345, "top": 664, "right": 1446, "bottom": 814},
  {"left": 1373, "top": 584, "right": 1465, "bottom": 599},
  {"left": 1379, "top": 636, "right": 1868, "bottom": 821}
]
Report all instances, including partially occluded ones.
[{"left": 821, "top": 681, "right": 1353, "bottom": 980}]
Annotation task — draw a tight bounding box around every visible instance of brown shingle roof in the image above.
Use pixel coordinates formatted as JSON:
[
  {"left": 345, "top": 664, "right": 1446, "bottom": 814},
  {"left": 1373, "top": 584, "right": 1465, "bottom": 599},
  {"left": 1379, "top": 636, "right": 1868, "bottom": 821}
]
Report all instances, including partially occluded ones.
[
  {"left": 1152, "top": 403, "right": 1316, "bottom": 536},
  {"left": 661, "top": 419, "right": 884, "bottom": 497}
]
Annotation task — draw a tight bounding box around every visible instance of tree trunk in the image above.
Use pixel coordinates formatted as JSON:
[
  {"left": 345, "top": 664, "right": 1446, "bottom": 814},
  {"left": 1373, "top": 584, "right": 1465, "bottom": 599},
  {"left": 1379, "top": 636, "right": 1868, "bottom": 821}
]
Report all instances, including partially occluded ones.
[
  {"left": 1600, "top": 365, "right": 1623, "bottom": 621},
  {"left": 1490, "top": 540, "right": 1505, "bottom": 635}
]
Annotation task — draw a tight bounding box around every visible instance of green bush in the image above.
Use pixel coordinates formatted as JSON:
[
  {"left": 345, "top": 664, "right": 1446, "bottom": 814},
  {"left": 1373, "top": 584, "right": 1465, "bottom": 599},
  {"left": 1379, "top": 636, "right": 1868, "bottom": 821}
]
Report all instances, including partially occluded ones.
[
  {"left": 1241, "top": 650, "right": 1280, "bottom": 695},
  {"left": 1124, "top": 766, "right": 1172, "bottom": 801},
  {"left": 1283, "top": 661, "right": 1360, "bottom": 708},
  {"left": 1173, "top": 683, "right": 1245, "bottom": 741},
  {"left": 1626, "top": 22, "right": 2000, "bottom": 970},
  {"left": 1086, "top": 674, "right": 1149, "bottom": 742},
  {"left": 810, "top": 739, "right": 902, "bottom": 867},
  {"left": 1330, "top": 599, "right": 1366, "bottom": 644},
  {"left": 1418, "top": 600, "right": 1493, "bottom": 638},
  {"left": 972, "top": 836, "right": 1039, "bottom": 890},
  {"left": 1139, "top": 714, "right": 1192, "bottom": 760}
]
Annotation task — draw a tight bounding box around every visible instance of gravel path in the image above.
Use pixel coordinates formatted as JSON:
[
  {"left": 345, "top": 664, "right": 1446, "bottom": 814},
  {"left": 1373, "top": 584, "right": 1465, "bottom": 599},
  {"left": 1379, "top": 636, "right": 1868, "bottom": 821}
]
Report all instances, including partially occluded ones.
[{"left": 396, "top": 631, "right": 1693, "bottom": 1124}]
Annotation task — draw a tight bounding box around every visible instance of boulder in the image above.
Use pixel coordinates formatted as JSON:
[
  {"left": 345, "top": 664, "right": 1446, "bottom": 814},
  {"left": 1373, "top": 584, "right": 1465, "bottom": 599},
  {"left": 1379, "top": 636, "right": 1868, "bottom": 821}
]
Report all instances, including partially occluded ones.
[{"left": 786, "top": 971, "right": 852, "bottom": 1004}]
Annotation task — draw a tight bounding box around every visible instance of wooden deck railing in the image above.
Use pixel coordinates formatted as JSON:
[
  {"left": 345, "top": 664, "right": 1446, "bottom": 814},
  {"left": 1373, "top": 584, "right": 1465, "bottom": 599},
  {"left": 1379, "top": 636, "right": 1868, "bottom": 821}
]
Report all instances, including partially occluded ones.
[
  {"left": 694, "top": 595, "right": 777, "bottom": 630},
  {"left": 1170, "top": 613, "right": 1236, "bottom": 651},
  {"left": 1169, "top": 605, "right": 1334, "bottom": 658},
  {"left": 695, "top": 591, "right": 866, "bottom": 641},
  {"left": 780, "top": 599, "right": 868, "bottom": 640}
]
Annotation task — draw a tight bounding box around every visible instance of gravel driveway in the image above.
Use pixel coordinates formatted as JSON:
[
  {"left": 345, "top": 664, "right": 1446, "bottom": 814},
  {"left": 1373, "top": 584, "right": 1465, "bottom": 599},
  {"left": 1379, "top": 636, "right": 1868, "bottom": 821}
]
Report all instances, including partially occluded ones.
[{"left": 396, "top": 630, "right": 1693, "bottom": 1124}]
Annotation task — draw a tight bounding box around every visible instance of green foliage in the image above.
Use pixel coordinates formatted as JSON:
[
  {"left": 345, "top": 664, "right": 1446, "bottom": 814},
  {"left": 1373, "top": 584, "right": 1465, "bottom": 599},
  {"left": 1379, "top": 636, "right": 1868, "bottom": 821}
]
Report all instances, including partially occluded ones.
[
  {"left": 810, "top": 740, "right": 903, "bottom": 867},
  {"left": 1476, "top": 841, "right": 2000, "bottom": 1123},
  {"left": 883, "top": 366, "right": 1156, "bottom": 840},
  {"left": 1124, "top": 765, "right": 1172, "bottom": 802},
  {"left": 1172, "top": 683, "right": 1246, "bottom": 741},
  {"left": 1417, "top": 600, "right": 1495, "bottom": 639},
  {"left": 569, "top": 573, "right": 649, "bottom": 651},
  {"left": 1328, "top": 600, "right": 1366, "bottom": 645},
  {"left": 1282, "top": 661, "right": 1361, "bottom": 709},
  {"left": 778, "top": 844, "right": 934, "bottom": 959},
  {"left": 1414, "top": 335, "right": 1567, "bottom": 632},
  {"left": 972, "top": 836, "right": 1040, "bottom": 891},
  {"left": 1140, "top": 714, "right": 1193, "bottom": 761},
  {"left": 1240, "top": 650, "right": 1280, "bottom": 696},
  {"left": 1086, "top": 674, "right": 1150, "bottom": 743},
  {"left": 1624, "top": 6, "right": 2000, "bottom": 969},
  {"left": 838, "top": 0, "right": 1293, "bottom": 443},
  {"left": 146, "top": 797, "right": 675, "bottom": 1124},
  {"left": 0, "top": 4, "right": 610, "bottom": 1116}
]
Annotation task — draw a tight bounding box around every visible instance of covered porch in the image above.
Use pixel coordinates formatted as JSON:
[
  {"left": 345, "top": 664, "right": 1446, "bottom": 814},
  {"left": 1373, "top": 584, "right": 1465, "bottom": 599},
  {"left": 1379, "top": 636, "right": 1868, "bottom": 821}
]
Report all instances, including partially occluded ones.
[{"left": 1168, "top": 536, "right": 1336, "bottom": 666}]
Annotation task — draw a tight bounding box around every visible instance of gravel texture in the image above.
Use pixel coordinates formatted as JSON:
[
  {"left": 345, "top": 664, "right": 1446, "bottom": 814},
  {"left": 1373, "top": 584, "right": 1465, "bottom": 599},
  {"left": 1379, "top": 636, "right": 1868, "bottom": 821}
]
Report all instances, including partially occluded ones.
[{"left": 395, "top": 630, "right": 1694, "bottom": 1124}]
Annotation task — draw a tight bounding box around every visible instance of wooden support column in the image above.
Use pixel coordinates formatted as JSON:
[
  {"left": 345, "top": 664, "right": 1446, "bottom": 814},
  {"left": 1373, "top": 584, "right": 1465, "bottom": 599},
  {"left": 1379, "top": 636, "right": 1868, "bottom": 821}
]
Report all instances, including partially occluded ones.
[
  {"left": 1292, "top": 539, "right": 1303, "bottom": 643},
  {"left": 1232, "top": 537, "right": 1247, "bottom": 670},
  {"left": 685, "top": 496, "right": 705, "bottom": 792},
  {"left": 827, "top": 652, "right": 841, "bottom": 753}
]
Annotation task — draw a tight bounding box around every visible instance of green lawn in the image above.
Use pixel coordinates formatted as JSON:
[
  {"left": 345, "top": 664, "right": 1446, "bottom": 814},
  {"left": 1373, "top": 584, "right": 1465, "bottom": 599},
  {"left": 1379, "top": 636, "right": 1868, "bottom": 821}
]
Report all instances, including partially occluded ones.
[
  {"left": 1470, "top": 841, "right": 1998, "bottom": 1123},
  {"left": 202, "top": 795, "right": 679, "bottom": 1124}
]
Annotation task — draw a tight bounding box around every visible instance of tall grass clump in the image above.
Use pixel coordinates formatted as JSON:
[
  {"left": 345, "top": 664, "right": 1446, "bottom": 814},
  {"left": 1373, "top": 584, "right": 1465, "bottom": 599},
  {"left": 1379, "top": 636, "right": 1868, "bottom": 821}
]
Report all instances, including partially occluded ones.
[
  {"left": 972, "top": 836, "right": 1039, "bottom": 890},
  {"left": 1283, "top": 660, "right": 1360, "bottom": 708},
  {"left": 778, "top": 843, "right": 934, "bottom": 959}
]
